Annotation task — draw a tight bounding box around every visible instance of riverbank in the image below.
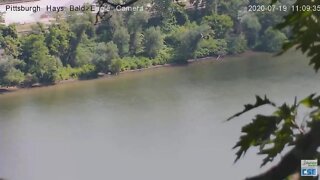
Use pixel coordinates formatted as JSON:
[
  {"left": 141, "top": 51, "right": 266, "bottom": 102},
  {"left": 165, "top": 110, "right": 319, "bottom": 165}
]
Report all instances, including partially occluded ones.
[{"left": 0, "top": 52, "right": 257, "bottom": 95}]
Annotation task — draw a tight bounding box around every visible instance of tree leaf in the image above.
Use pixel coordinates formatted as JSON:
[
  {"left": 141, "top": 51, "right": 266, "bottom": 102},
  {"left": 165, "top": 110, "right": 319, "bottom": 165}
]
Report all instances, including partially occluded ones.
[
  {"left": 227, "top": 95, "right": 276, "bottom": 121},
  {"left": 233, "top": 115, "right": 280, "bottom": 163},
  {"left": 300, "top": 94, "right": 320, "bottom": 107}
]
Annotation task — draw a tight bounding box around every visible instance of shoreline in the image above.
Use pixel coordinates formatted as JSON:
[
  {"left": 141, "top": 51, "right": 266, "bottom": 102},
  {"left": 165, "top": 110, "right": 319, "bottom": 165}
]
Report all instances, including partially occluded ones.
[{"left": 0, "top": 52, "right": 257, "bottom": 95}]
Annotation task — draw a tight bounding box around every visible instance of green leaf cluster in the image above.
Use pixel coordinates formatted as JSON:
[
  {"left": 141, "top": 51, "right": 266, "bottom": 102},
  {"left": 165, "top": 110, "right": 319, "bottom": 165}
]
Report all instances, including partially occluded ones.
[{"left": 230, "top": 94, "right": 320, "bottom": 169}]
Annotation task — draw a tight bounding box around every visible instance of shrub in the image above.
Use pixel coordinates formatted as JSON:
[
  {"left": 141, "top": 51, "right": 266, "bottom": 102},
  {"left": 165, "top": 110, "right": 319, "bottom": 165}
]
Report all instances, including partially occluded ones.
[
  {"left": 109, "top": 59, "right": 122, "bottom": 74},
  {"left": 227, "top": 34, "right": 247, "bottom": 54},
  {"left": 195, "top": 39, "right": 219, "bottom": 58},
  {"left": 152, "top": 58, "right": 160, "bottom": 66},
  {"left": 23, "top": 73, "right": 38, "bottom": 87},
  {"left": 155, "top": 47, "right": 173, "bottom": 64},
  {"left": 57, "top": 66, "right": 70, "bottom": 81},
  {"left": 130, "top": 62, "right": 138, "bottom": 70},
  {"left": 2, "top": 68, "right": 25, "bottom": 86},
  {"left": 77, "top": 64, "right": 97, "bottom": 79}
]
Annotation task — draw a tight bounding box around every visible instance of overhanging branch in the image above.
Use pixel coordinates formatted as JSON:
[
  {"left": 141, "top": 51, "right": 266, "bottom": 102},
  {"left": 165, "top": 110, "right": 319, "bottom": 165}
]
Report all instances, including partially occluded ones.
[{"left": 246, "top": 121, "right": 320, "bottom": 180}]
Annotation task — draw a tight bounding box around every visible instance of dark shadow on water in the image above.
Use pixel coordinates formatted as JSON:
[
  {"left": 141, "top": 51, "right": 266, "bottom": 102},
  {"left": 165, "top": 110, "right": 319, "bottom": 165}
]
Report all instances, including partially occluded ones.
[{"left": 0, "top": 89, "right": 12, "bottom": 94}]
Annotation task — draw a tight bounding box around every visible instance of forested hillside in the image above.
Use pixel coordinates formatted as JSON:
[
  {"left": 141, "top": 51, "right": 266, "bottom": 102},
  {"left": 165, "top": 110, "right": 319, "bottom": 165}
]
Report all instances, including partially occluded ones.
[{"left": 0, "top": 0, "right": 293, "bottom": 87}]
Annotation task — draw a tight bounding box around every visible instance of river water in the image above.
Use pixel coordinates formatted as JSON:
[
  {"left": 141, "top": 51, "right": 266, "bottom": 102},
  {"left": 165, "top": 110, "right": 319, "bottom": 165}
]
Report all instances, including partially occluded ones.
[{"left": 0, "top": 52, "right": 319, "bottom": 180}]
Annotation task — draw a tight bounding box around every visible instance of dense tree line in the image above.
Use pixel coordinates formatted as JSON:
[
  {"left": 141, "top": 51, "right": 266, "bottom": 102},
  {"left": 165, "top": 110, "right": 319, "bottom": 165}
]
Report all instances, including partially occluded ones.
[{"left": 0, "top": 0, "right": 292, "bottom": 87}]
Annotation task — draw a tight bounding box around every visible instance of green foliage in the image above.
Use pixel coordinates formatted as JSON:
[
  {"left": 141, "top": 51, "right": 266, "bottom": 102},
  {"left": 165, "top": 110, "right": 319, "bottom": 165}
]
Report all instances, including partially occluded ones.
[
  {"left": 31, "top": 22, "right": 46, "bottom": 35},
  {"left": 23, "top": 73, "right": 38, "bottom": 86},
  {"left": 0, "top": 56, "right": 25, "bottom": 86},
  {"left": 229, "top": 96, "right": 303, "bottom": 166},
  {"left": 127, "top": 12, "right": 149, "bottom": 55},
  {"left": 164, "top": 25, "right": 190, "bottom": 47},
  {"left": 258, "top": 27, "right": 287, "bottom": 52},
  {"left": 220, "top": 0, "right": 249, "bottom": 20},
  {"left": 109, "top": 59, "right": 122, "bottom": 74},
  {"left": 20, "top": 34, "right": 46, "bottom": 64},
  {"left": 0, "top": 36, "right": 20, "bottom": 57},
  {"left": 172, "top": 4, "right": 189, "bottom": 25},
  {"left": 65, "top": 9, "right": 96, "bottom": 67},
  {"left": 1, "top": 24, "right": 18, "bottom": 39},
  {"left": 161, "top": 15, "right": 178, "bottom": 33},
  {"left": 113, "top": 27, "right": 130, "bottom": 57},
  {"left": 46, "top": 22, "right": 72, "bottom": 60},
  {"left": 75, "top": 40, "right": 94, "bottom": 67},
  {"left": 154, "top": 47, "right": 173, "bottom": 65},
  {"left": 20, "top": 34, "right": 62, "bottom": 83},
  {"left": 241, "top": 14, "right": 261, "bottom": 48},
  {"left": 230, "top": 94, "right": 320, "bottom": 179},
  {"left": 56, "top": 64, "right": 97, "bottom": 80},
  {"left": 227, "top": 95, "right": 276, "bottom": 121},
  {"left": 227, "top": 34, "right": 247, "bottom": 54},
  {"left": 256, "top": 8, "right": 286, "bottom": 35},
  {"left": 66, "top": 7, "right": 95, "bottom": 39},
  {"left": 0, "top": 0, "right": 297, "bottom": 88},
  {"left": 195, "top": 38, "right": 228, "bottom": 57},
  {"left": 2, "top": 68, "right": 25, "bottom": 86},
  {"left": 56, "top": 66, "right": 75, "bottom": 81},
  {"left": 35, "top": 56, "right": 62, "bottom": 83},
  {"left": 77, "top": 64, "right": 97, "bottom": 79},
  {"left": 202, "top": 14, "right": 233, "bottom": 39},
  {"left": 127, "top": 11, "right": 149, "bottom": 33},
  {"left": 230, "top": 72, "right": 319, "bottom": 179},
  {"left": 117, "top": 56, "right": 151, "bottom": 71},
  {"left": 96, "top": 13, "right": 124, "bottom": 42},
  {"left": 229, "top": 1, "right": 320, "bottom": 179},
  {"left": 136, "top": 57, "right": 151, "bottom": 69},
  {"left": 174, "top": 24, "right": 212, "bottom": 62},
  {"left": 143, "top": 27, "right": 163, "bottom": 58},
  {"left": 276, "top": 0, "right": 320, "bottom": 71},
  {"left": 152, "top": 0, "right": 173, "bottom": 17},
  {"left": 93, "top": 42, "right": 119, "bottom": 73},
  {"left": 129, "top": 32, "right": 144, "bottom": 55}
]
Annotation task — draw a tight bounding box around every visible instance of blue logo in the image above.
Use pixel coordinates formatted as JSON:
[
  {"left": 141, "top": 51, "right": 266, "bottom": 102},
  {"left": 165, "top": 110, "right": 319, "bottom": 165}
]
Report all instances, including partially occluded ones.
[{"left": 301, "top": 168, "right": 317, "bottom": 176}]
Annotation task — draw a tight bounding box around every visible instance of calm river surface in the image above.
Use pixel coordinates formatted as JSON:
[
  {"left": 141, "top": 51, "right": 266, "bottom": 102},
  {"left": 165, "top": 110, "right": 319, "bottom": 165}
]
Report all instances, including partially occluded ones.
[{"left": 0, "top": 52, "right": 319, "bottom": 180}]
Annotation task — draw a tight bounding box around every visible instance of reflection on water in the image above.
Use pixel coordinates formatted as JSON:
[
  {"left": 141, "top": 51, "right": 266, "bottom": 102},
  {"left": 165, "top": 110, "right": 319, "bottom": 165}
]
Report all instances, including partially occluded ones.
[{"left": 0, "top": 52, "right": 319, "bottom": 180}]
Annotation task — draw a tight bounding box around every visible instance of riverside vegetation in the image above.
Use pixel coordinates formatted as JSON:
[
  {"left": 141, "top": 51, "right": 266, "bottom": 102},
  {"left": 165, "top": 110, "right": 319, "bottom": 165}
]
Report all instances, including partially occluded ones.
[{"left": 0, "top": 0, "right": 293, "bottom": 87}]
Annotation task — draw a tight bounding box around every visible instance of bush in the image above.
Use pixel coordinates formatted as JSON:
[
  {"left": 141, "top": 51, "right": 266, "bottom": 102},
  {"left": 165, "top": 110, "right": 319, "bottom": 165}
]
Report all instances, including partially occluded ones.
[
  {"left": 155, "top": 47, "right": 173, "bottom": 64},
  {"left": 75, "top": 44, "right": 93, "bottom": 67},
  {"left": 130, "top": 62, "right": 138, "bottom": 70},
  {"left": 56, "top": 65, "right": 78, "bottom": 81},
  {"left": 92, "top": 42, "right": 119, "bottom": 73},
  {"left": 77, "top": 64, "right": 97, "bottom": 79},
  {"left": 120, "top": 57, "right": 137, "bottom": 71},
  {"left": 2, "top": 68, "right": 25, "bottom": 86},
  {"left": 195, "top": 39, "right": 219, "bottom": 58},
  {"left": 132, "top": 57, "right": 148, "bottom": 69},
  {"left": 109, "top": 59, "right": 122, "bottom": 74},
  {"left": 141, "top": 57, "right": 151, "bottom": 68},
  {"left": 202, "top": 14, "right": 233, "bottom": 39},
  {"left": 23, "top": 73, "right": 38, "bottom": 87},
  {"left": 173, "top": 24, "right": 212, "bottom": 63},
  {"left": 143, "top": 27, "right": 163, "bottom": 58},
  {"left": 164, "top": 26, "right": 190, "bottom": 47},
  {"left": 227, "top": 34, "right": 247, "bottom": 54},
  {"left": 152, "top": 58, "right": 160, "bottom": 66}
]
